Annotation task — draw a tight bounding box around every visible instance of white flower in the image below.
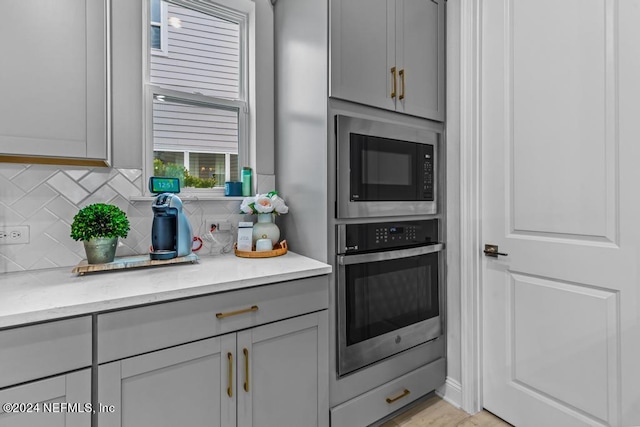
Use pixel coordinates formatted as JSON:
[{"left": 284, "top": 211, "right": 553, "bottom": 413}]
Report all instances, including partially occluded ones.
[
  {"left": 270, "top": 195, "right": 289, "bottom": 214},
  {"left": 254, "top": 195, "right": 275, "bottom": 213},
  {"left": 240, "top": 196, "right": 256, "bottom": 214},
  {"left": 240, "top": 191, "right": 289, "bottom": 215}
]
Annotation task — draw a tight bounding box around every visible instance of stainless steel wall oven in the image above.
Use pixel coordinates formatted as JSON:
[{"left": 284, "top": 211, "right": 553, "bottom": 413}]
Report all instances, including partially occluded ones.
[{"left": 336, "top": 219, "right": 443, "bottom": 377}]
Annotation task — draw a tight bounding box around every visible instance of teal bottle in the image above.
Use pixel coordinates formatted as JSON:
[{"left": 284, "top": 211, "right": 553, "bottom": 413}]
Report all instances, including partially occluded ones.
[{"left": 242, "top": 167, "right": 252, "bottom": 196}]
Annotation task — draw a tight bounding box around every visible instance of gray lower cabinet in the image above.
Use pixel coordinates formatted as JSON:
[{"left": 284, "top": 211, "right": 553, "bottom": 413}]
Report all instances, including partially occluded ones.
[
  {"left": 96, "top": 277, "right": 329, "bottom": 427},
  {"left": 0, "top": 317, "right": 93, "bottom": 427},
  {"left": 237, "top": 312, "right": 328, "bottom": 427},
  {"left": 98, "top": 311, "right": 327, "bottom": 427},
  {"left": 98, "top": 337, "right": 232, "bottom": 427},
  {"left": 0, "top": 369, "right": 92, "bottom": 427}
]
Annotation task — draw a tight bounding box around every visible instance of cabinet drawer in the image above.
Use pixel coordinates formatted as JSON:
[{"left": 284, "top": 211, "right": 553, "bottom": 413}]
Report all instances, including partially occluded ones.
[
  {"left": 0, "top": 317, "right": 92, "bottom": 388},
  {"left": 330, "top": 358, "right": 445, "bottom": 427},
  {"left": 97, "top": 275, "right": 328, "bottom": 363}
]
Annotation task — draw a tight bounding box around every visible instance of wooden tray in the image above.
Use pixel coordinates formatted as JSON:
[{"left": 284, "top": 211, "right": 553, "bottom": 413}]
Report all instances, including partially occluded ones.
[
  {"left": 234, "top": 240, "right": 288, "bottom": 258},
  {"left": 72, "top": 253, "right": 199, "bottom": 275}
]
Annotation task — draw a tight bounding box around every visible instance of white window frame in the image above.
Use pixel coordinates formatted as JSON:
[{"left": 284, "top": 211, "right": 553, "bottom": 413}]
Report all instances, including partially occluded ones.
[
  {"left": 150, "top": 0, "right": 168, "bottom": 56},
  {"left": 144, "top": 0, "right": 256, "bottom": 197}
]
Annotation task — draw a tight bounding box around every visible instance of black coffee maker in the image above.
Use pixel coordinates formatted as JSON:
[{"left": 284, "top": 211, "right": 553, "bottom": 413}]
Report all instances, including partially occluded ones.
[{"left": 149, "top": 177, "right": 193, "bottom": 260}]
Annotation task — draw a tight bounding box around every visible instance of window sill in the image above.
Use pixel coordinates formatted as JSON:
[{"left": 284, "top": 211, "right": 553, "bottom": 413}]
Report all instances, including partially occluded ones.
[{"left": 130, "top": 195, "right": 245, "bottom": 202}]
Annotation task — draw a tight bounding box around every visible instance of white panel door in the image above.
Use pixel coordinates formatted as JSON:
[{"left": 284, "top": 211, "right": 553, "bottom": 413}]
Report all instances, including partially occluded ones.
[{"left": 481, "top": 0, "right": 640, "bottom": 426}]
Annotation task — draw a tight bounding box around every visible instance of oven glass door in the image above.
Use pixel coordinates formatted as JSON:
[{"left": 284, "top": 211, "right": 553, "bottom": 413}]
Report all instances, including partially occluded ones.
[
  {"left": 337, "top": 246, "right": 442, "bottom": 376},
  {"left": 350, "top": 133, "right": 421, "bottom": 201}
]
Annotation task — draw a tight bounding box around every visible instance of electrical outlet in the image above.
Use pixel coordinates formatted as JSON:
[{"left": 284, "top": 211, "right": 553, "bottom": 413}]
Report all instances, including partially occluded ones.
[
  {"left": 0, "top": 226, "right": 30, "bottom": 245},
  {"left": 218, "top": 221, "right": 232, "bottom": 232},
  {"left": 207, "top": 218, "right": 231, "bottom": 232}
]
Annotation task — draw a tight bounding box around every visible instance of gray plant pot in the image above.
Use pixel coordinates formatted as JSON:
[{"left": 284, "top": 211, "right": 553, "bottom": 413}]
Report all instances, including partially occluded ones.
[{"left": 83, "top": 237, "right": 118, "bottom": 264}]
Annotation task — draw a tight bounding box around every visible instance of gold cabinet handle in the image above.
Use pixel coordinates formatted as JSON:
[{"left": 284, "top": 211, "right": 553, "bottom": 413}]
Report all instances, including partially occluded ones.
[
  {"left": 386, "top": 388, "right": 410, "bottom": 404},
  {"left": 216, "top": 305, "right": 259, "bottom": 319},
  {"left": 227, "top": 352, "right": 233, "bottom": 397},
  {"left": 390, "top": 66, "right": 397, "bottom": 98},
  {"left": 399, "top": 69, "right": 405, "bottom": 100},
  {"left": 243, "top": 348, "right": 250, "bottom": 392}
]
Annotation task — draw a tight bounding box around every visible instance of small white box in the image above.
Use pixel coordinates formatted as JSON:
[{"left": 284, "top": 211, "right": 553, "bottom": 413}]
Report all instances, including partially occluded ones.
[{"left": 237, "top": 222, "right": 253, "bottom": 251}]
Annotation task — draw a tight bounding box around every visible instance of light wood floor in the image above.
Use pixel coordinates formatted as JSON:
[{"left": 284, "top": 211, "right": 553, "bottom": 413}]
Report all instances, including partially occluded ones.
[{"left": 381, "top": 395, "right": 513, "bottom": 427}]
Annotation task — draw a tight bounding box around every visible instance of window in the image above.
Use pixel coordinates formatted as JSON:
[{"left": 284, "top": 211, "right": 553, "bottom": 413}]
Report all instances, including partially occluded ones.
[
  {"left": 150, "top": 0, "right": 167, "bottom": 54},
  {"left": 147, "top": 0, "right": 251, "bottom": 193}
]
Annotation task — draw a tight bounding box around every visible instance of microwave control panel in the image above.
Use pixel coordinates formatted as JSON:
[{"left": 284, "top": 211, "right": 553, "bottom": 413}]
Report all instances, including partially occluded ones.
[{"left": 421, "top": 145, "right": 434, "bottom": 201}]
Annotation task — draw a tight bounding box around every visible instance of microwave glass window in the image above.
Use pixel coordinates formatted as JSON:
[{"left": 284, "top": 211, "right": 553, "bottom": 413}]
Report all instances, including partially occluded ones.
[
  {"left": 362, "top": 150, "right": 412, "bottom": 186},
  {"left": 345, "top": 254, "right": 439, "bottom": 346}
]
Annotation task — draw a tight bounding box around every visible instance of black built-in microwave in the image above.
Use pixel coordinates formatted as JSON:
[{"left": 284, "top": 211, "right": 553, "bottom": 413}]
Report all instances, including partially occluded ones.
[{"left": 336, "top": 115, "right": 439, "bottom": 218}]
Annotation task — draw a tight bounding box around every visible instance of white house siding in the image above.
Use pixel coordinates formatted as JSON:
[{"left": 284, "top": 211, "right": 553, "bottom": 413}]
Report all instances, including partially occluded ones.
[{"left": 151, "top": 3, "right": 240, "bottom": 155}]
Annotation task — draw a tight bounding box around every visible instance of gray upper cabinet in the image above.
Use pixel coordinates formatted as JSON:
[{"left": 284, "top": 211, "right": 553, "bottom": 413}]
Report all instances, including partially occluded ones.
[
  {"left": 0, "top": 0, "right": 108, "bottom": 165},
  {"left": 330, "top": 0, "right": 444, "bottom": 121}
]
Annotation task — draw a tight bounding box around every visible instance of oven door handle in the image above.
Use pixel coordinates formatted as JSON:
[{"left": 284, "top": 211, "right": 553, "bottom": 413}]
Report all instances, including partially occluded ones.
[{"left": 337, "top": 243, "right": 444, "bottom": 265}]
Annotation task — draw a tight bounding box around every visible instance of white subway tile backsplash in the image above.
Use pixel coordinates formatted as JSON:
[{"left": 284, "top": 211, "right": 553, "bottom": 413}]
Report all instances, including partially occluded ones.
[
  {"left": 0, "top": 202, "right": 27, "bottom": 224},
  {"left": 47, "top": 172, "right": 90, "bottom": 205},
  {"left": 0, "top": 164, "right": 26, "bottom": 180},
  {"left": 12, "top": 185, "right": 57, "bottom": 219},
  {"left": 12, "top": 167, "right": 56, "bottom": 192},
  {"left": 46, "top": 219, "right": 77, "bottom": 248},
  {"left": 78, "top": 169, "right": 118, "bottom": 193},
  {"left": 0, "top": 163, "right": 245, "bottom": 274},
  {"left": 65, "top": 169, "right": 91, "bottom": 181},
  {"left": 27, "top": 208, "right": 59, "bottom": 238},
  {"left": 108, "top": 174, "right": 142, "bottom": 199},
  {"left": 9, "top": 244, "right": 43, "bottom": 270},
  {"left": 119, "top": 168, "right": 142, "bottom": 182},
  {"left": 82, "top": 185, "right": 118, "bottom": 207},
  {"left": 45, "top": 242, "right": 84, "bottom": 267},
  {"left": 44, "top": 197, "right": 79, "bottom": 224},
  {"left": 0, "top": 254, "right": 25, "bottom": 273},
  {"left": 29, "top": 257, "right": 58, "bottom": 271},
  {"left": 0, "top": 175, "right": 30, "bottom": 206}
]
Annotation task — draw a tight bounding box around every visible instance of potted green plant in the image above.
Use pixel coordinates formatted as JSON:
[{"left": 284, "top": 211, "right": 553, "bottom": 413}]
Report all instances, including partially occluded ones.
[{"left": 70, "top": 203, "right": 130, "bottom": 264}]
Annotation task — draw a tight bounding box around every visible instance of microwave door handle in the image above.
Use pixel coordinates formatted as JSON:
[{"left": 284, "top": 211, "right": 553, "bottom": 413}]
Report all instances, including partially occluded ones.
[{"left": 338, "top": 243, "right": 444, "bottom": 265}]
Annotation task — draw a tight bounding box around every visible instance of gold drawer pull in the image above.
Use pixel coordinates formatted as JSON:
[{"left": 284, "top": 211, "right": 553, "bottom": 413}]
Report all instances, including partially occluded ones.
[
  {"left": 216, "top": 305, "right": 259, "bottom": 319},
  {"left": 227, "top": 352, "right": 233, "bottom": 397},
  {"left": 386, "top": 388, "right": 410, "bottom": 404},
  {"left": 243, "top": 348, "right": 250, "bottom": 392}
]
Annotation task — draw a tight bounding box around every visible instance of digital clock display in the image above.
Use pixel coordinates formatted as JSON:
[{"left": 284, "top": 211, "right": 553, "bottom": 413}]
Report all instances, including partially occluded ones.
[
  {"left": 149, "top": 177, "right": 181, "bottom": 194},
  {"left": 389, "top": 227, "right": 404, "bottom": 234}
]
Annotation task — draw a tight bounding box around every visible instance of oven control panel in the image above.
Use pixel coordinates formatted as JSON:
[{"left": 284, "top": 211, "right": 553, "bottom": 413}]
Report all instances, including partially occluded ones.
[
  {"left": 374, "top": 225, "right": 418, "bottom": 244},
  {"left": 339, "top": 219, "right": 439, "bottom": 254}
]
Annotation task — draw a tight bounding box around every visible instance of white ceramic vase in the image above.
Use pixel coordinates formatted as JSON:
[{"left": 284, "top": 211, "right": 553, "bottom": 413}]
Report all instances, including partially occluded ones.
[{"left": 252, "top": 213, "right": 280, "bottom": 246}]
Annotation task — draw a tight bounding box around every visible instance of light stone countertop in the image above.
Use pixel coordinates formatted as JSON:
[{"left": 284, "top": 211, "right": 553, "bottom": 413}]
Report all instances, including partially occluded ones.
[{"left": 0, "top": 252, "right": 332, "bottom": 329}]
